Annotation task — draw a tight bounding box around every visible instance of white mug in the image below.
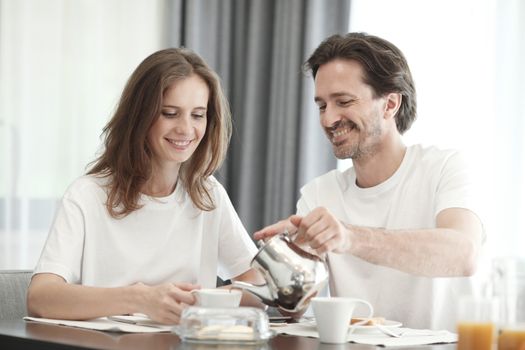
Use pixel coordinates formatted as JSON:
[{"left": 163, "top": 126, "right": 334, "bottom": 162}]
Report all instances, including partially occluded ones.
[
  {"left": 312, "top": 297, "right": 374, "bottom": 344},
  {"left": 192, "top": 288, "right": 242, "bottom": 308}
]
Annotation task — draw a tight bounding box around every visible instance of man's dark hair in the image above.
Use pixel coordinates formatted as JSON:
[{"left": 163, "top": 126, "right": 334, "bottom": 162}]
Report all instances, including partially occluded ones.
[{"left": 305, "top": 32, "right": 417, "bottom": 134}]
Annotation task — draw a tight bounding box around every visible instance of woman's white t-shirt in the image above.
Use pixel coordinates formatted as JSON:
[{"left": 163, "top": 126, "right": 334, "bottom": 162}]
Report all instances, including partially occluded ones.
[
  {"left": 34, "top": 175, "right": 257, "bottom": 288},
  {"left": 297, "top": 145, "right": 481, "bottom": 331}
]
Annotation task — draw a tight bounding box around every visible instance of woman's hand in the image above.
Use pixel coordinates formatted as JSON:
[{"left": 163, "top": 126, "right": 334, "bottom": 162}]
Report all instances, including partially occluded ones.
[{"left": 135, "top": 282, "right": 199, "bottom": 324}]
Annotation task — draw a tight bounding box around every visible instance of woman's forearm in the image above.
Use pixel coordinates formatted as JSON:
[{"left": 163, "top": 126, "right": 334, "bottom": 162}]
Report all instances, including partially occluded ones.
[{"left": 27, "top": 273, "right": 142, "bottom": 320}]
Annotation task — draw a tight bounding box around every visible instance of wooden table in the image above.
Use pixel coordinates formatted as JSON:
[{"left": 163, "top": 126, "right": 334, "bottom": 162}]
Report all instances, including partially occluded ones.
[{"left": 0, "top": 319, "right": 457, "bottom": 350}]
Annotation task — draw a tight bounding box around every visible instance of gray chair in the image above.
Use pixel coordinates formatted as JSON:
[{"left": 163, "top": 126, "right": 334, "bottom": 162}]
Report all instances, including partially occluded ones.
[{"left": 0, "top": 270, "right": 32, "bottom": 319}]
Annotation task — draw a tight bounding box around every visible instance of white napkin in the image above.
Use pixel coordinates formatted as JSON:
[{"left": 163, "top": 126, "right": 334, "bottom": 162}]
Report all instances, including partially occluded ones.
[
  {"left": 273, "top": 323, "right": 458, "bottom": 347},
  {"left": 24, "top": 316, "right": 173, "bottom": 333}
]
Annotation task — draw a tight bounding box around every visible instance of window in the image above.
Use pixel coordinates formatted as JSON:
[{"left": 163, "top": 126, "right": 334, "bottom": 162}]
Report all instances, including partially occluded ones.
[
  {"left": 0, "top": 0, "right": 165, "bottom": 269},
  {"left": 340, "top": 0, "right": 525, "bottom": 257}
]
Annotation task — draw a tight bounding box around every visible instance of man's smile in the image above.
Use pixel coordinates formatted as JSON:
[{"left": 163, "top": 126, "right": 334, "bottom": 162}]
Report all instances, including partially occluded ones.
[{"left": 329, "top": 121, "right": 358, "bottom": 143}]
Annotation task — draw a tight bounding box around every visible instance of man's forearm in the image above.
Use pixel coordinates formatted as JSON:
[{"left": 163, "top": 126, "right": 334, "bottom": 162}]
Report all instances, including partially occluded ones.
[{"left": 347, "top": 225, "right": 480, "bottom": 277}]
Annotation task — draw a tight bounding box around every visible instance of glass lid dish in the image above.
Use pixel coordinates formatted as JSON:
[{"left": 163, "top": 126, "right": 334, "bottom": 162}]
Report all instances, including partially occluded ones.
[{"left": 175, "top": 306, "right": 275, "bottom": 344}]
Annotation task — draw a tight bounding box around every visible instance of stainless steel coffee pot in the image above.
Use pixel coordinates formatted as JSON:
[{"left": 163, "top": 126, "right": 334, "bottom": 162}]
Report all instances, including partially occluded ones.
[{"left": 232, "top": 232, "right": 329, "bottom": 313}]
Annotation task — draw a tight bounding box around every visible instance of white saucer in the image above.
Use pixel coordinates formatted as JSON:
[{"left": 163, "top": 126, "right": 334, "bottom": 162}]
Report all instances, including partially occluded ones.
[
  {"left": 299, "top": 319, "right": 403, "bottom": 333},
  {"left": 351, "top": 319, "right": 403, "bottom": 332}
]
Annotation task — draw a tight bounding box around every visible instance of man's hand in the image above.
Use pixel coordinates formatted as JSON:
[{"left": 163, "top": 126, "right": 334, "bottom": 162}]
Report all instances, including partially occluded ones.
[
  {"left": 253, "top": 215, "right": 303, "bottom": 241},
  {"left": 294, "top": 207, "right": 352, "bottom": 254},
  {"left": 254, "top": 208, "right": 351, "bottom": 255},
  {"left": 136, "top": 282, "right": 199, "bottom": 324}
]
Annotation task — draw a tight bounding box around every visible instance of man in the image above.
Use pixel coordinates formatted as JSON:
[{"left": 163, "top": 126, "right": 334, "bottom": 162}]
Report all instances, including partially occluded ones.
[{"left": 254, "top": 33, "right": 483, "bottom": 331}]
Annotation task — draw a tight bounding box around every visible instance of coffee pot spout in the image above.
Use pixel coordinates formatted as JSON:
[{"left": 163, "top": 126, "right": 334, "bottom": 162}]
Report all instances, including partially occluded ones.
[{"left": 231, "top": 281, "right": 277, "bottom": 307}]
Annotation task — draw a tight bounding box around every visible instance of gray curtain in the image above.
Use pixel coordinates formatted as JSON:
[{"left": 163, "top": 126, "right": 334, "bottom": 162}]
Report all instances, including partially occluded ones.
[{"left": 165, "top": 0, "right": 350, "bottom": 234}]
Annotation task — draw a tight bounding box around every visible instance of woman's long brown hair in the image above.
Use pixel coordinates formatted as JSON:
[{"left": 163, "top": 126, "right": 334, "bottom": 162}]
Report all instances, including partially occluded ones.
[{"left": 87, "top": 48, "right": 232, "bottom": 218}]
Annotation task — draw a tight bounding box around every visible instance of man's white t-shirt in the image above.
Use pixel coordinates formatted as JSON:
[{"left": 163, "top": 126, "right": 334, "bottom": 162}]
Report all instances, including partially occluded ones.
[
  {"left": 34, "top": 175, "right": 257, "bottom": 288},
  {"left": 297, "top": 145, "right": 480, "bottom": 331}
]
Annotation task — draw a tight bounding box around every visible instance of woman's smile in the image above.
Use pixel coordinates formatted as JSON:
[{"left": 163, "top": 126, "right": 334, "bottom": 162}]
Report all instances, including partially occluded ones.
[{"left": 165, "top": 137, "right": 193, "bottom": 149}]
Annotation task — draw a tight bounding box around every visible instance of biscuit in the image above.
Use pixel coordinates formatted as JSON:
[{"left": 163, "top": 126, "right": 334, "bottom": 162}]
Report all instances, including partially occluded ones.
[
  {"left": 195, "top": 324, "right": 255, "bottom": 341},
  {"left": 350, "top": 317, "right": 385, "bottom": 325}
]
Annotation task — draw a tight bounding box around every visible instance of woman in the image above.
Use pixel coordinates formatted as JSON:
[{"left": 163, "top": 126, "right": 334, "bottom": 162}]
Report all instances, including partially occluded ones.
[{"left": 27, "top": 48, "right": 263, "bottom": 324}]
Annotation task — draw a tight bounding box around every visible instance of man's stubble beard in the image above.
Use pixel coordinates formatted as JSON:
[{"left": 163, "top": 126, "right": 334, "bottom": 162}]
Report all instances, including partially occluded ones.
[{"left": 332, "top": 121, "right": 383, "bottom": 161}]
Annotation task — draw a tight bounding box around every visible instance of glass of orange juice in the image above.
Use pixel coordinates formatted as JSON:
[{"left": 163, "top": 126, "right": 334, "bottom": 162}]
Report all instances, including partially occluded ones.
[
  {"left": 494, "top": 257, "right": 525, "bottom": 350},
  {"left": 457, "top": 296, "right": 499, "bottom": 350}
]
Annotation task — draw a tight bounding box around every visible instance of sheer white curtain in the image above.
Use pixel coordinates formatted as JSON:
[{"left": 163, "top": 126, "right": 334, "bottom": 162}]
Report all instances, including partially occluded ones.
[
  {"left": 343, "top": 0, "right": 525, "bottom": 258},
  {"left": 0, "top": 0, "right": 165, "bottom": 269}
]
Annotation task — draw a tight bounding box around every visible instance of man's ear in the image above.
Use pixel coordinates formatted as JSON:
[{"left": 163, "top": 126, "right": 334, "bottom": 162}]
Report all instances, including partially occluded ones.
[{"left": 384, "top": 92, "right": 402, "bottom": 120}]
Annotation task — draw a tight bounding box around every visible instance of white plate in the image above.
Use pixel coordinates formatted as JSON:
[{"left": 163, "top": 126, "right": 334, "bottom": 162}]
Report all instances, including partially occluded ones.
[{"left": 300, "top": 319, "right": 402, "bottom": 333}]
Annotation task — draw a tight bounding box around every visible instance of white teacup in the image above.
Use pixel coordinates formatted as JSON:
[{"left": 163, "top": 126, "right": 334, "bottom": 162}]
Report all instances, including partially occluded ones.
[
  {"left": 311, "top": 297, "right": 374, "bottom": 344},
  {"left": 192, "top": 288, "right": 242, "bottom": 308}
]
